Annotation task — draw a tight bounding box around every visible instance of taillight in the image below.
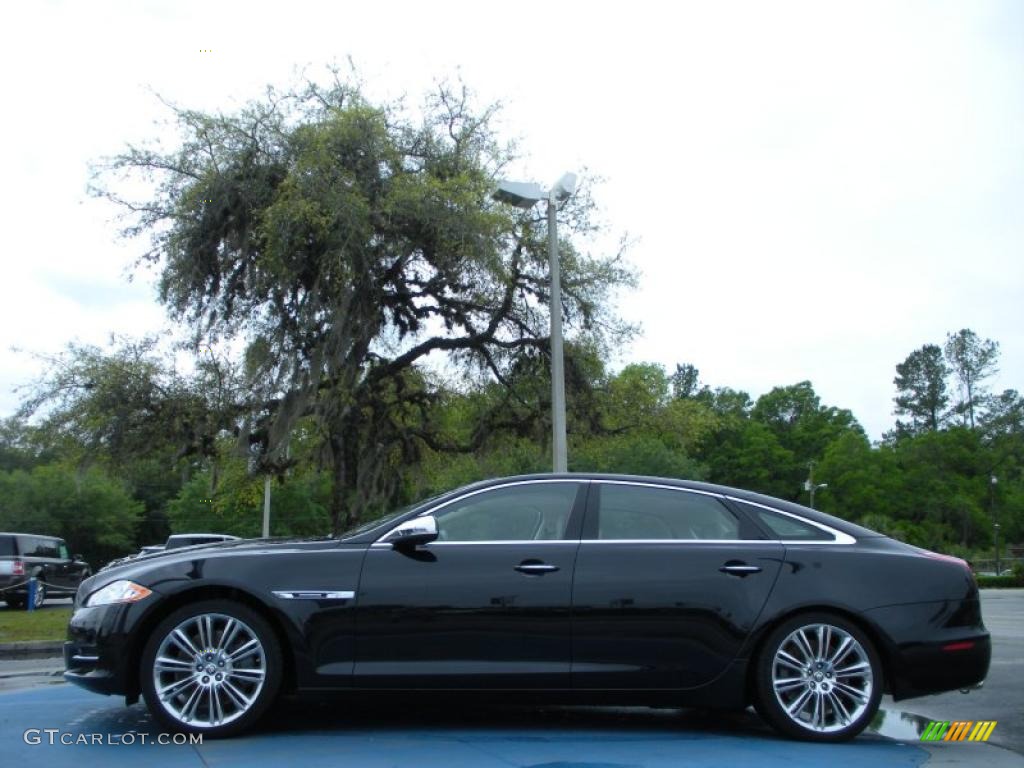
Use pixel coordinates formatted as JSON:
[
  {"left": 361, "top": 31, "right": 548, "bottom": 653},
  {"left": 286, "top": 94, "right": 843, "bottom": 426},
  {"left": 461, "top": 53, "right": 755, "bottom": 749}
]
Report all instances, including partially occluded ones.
[
  {"left": 943, "top": 641, "right": 975, "bottom": 652},
  {"left": 12, "top": 560, "right": 24, "bottom": 576}
]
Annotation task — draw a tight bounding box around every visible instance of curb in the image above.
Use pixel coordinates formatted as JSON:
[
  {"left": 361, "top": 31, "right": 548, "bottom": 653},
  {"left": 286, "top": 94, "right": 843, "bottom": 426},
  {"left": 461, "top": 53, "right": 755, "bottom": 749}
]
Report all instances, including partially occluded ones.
[{"left": 0, "top": 641, "right": 64, "bottom": 660}]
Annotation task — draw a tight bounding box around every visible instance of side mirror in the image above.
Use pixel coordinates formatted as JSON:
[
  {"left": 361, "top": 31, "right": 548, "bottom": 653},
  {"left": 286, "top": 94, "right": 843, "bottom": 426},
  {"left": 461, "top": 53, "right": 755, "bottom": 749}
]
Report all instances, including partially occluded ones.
[
  {"left": 388, "top": 515, "right": 439, "bottom": 548},
  {"left": 74, "top": 554, "right": 84, "bottom": 562}
]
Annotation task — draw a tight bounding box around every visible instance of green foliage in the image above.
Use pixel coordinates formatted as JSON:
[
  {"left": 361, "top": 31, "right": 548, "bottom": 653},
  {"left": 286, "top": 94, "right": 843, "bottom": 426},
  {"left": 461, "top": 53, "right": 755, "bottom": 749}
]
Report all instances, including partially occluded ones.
[
  {"left": 893, "top": 344, "right": 949, "bottom": 434},
  {"left": 701, "top": 420, "right": 796, "bottom": 499},
  {"left": 168, "top": 459, "right": 332, "bottom": 539},
  {"left": 976, "top": 574, "right": 1023, "bottom": 588},
  {"left": 0, "top": 464, "right": 141, "bottom": 565},
  {"left": 572, "top": 434, "right": 706, "bottom": 480},
  {"left": 944, "top": 329, "right": 999, "bottom": 429}
]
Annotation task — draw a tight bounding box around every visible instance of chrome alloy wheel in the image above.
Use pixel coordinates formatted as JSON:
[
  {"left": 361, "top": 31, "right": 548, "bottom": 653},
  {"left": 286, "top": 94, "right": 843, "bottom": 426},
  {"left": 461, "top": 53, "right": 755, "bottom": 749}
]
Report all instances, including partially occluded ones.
[
  {"left": 771, "top": 622, "right": 873, "bottom": 734},
  {"left": 151, "top": 613, "right": 267, "bottom": 729}
]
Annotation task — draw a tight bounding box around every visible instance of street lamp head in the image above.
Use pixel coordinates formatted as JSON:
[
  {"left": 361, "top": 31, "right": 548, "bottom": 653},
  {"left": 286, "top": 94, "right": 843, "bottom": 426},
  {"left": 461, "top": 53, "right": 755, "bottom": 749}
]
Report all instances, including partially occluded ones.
[
  {"left": 550, "top": 172, "right": 577, "bottom": 202},
  {"left": 492, "top": 180, "right": 546, "bottom": 209}
]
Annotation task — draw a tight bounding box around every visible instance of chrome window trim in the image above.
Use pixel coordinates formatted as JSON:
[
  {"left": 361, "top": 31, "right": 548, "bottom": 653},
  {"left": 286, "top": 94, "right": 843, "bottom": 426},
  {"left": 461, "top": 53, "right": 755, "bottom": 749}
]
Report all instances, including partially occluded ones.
[
  {"left": 372, "top": 478, "right": 857, "bottom": 547},
  {"left": 375, "top": 478, "right": 584, "bottom": 545},
  {"left": 370, "top": 539, "right": 575, "bottom": 548},
  {"left": 579, "top": 539, "right": 777, "bottom": 545},
  {"left": 724, "top": 496, "right": 857, "bottom": 545},
  {"left": 592, "top": 479, "right": 726, "bottom": 498}
]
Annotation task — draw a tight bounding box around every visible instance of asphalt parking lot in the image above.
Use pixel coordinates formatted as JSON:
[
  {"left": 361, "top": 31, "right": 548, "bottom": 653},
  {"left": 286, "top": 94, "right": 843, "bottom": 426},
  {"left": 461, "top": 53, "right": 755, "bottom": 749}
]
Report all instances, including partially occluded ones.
[{"left": 0, "top": 591, "right": 1020, "bottom": 767}]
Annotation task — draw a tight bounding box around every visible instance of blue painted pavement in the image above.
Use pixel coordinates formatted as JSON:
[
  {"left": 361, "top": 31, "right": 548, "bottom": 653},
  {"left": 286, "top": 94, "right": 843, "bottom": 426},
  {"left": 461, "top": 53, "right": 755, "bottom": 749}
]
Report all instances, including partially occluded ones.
[{"left": 0, "top": 685, "right": 929, "bottom": 767}]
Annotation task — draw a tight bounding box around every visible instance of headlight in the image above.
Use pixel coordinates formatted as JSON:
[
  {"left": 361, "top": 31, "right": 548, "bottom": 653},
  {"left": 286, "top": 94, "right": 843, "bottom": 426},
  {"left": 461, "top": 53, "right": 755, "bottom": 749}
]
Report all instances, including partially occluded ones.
[{"left": 84, "top": 580, "right": 153, "bottom": 607}]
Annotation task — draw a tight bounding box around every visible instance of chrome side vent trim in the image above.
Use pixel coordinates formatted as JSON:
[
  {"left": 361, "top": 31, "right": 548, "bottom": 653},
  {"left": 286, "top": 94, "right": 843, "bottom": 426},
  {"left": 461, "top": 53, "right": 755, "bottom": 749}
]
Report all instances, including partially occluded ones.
[{"left": 271, "top": 590, "right": 355, "bottom": 600}]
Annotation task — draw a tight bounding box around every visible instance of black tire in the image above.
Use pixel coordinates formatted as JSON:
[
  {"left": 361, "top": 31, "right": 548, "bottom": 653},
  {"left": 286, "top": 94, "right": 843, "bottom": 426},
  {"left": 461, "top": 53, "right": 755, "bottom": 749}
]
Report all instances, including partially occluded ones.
[
  {"left": 4, "top": 597, "right": 25, "bottom": 610},
  {"left": 140, "top": 599, "right": 282, "bottom": 738},
  {"left": 753, "top": 612, "right": 883, "bottom": 742}
]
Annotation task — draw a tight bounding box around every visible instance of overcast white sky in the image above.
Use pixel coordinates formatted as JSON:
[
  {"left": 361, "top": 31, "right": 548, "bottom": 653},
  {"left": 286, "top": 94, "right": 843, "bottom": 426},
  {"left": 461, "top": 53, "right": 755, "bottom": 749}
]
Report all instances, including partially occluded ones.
[{"left": 0, "top": 0, "right": 1021, "bottom": 440}]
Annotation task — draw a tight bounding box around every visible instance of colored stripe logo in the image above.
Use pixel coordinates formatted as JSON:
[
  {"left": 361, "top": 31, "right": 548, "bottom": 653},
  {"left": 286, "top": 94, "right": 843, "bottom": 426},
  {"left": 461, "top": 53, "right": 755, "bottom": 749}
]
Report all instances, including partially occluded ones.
[{"left": 921, "top": 721, "right": 997, "bottom": 742}]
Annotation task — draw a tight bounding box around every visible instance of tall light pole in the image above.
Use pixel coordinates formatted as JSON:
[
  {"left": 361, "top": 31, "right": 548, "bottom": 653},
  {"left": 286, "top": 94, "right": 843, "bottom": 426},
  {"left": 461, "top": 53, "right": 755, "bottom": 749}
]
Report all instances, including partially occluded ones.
[{"left": 493, "top": 172, "right": 577, "bottom": 473}]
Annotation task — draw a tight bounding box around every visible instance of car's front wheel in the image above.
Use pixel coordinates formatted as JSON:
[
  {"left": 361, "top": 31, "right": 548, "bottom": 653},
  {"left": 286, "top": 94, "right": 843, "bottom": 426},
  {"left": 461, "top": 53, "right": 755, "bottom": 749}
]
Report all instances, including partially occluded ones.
[
  {"left": 753, "top": 612, "right": 882, "bottom": 742},
  {"left": 140, "top": 600, "right": 282, "bottom": 737}
]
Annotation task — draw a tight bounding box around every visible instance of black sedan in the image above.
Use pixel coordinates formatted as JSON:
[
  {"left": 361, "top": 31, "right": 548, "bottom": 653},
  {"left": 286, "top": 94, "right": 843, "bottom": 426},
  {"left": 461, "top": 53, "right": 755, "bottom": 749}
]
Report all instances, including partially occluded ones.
[{"left": 64, "top": 474, "right": 990, "bottom": 741}]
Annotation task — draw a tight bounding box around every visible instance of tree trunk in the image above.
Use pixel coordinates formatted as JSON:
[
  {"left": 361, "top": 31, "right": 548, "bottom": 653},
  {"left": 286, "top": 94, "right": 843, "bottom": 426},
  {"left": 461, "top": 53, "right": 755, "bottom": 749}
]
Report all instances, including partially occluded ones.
[{"left": 328, "top": 417, "right": 362, "bottom": 536}]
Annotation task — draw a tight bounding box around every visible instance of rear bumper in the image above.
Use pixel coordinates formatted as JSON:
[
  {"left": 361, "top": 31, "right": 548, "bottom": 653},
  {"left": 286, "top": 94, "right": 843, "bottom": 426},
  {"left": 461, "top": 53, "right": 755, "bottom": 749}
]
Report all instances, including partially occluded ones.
[
  {"left": 865, "top": 601, "right": 990, "bottom": 701},
  {"left": 887, "top": 632, "right": 990, "bottom": 700},
  {"left": 0, "top": 580, "right": 27, "bottom": 599}
]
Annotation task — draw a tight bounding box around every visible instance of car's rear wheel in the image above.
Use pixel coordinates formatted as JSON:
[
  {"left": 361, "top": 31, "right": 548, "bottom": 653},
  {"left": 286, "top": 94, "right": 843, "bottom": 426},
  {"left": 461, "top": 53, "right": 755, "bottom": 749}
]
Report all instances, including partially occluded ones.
[
  {"left": 140, "top": 600, "right": 282, "bottom": 737},
  {"left": 4, "top": 597, "right": 25, "bottom": 609},
  {"left": 754, "top": 612, "right": 882, "bottom": 742}
]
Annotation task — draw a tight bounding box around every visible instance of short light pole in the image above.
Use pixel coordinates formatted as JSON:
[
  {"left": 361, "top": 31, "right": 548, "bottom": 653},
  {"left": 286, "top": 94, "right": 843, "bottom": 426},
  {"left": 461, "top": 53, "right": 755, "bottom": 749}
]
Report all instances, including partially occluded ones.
[
  {"left": 493, "top": 173, "right": 577, "bottom": 473},
  {"left": 803, "top": 462, "right": 828, "bottom": 509},
  {"left": 991, "top": 475, "right": 999, "bottom": 575}
]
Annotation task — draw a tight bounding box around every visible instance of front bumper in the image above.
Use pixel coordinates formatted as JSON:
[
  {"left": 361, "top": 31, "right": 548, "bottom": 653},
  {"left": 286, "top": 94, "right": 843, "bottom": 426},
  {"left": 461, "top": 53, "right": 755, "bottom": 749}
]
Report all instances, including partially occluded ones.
[
  {"left": 62, "top": 604, "right": 136, "bottom": 697},
  {"left": 64, "top": 640, "right": 120, "bottom": 695}
]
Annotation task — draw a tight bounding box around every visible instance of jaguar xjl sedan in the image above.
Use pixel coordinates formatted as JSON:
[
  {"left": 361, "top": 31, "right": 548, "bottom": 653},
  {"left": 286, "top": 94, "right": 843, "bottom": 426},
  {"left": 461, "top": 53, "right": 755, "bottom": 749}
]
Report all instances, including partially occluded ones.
[{"left": 64, "top": 474, "right": 989, "bottom": 741}]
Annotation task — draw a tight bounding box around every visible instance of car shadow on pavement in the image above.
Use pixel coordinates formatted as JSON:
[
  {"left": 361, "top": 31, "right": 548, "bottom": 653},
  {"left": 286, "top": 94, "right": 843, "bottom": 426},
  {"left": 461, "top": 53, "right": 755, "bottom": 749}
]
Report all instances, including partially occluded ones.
[{"left": 265, "top": 697, "right": 813, "bottom": 742}]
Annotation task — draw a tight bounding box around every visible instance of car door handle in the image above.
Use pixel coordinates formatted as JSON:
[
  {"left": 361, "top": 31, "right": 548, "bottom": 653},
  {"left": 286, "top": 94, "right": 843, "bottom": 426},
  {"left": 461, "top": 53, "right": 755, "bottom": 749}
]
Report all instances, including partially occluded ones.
[
  {"left": 514, "top": 562, "right": 560, "bottom": 575},
  {"left": 719, "top": 564, "right": 762, "bottom": 576}
]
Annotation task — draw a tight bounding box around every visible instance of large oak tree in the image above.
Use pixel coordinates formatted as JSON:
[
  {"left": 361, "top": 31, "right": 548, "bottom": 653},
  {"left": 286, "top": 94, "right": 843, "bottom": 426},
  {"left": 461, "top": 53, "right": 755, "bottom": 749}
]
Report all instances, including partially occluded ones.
[{"left": 93, "top": 76, "right": 633, "bottom": 532}]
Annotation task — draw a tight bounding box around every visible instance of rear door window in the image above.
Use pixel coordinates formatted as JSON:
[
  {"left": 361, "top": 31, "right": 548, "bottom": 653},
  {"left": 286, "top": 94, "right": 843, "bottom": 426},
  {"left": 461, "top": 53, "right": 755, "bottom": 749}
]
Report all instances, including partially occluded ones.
[
  {"left": 595, "top": 484, "right": 741, "bottom": 540},
  {"left": 0, "top": 536, "right": 16, "bottom": 556}
]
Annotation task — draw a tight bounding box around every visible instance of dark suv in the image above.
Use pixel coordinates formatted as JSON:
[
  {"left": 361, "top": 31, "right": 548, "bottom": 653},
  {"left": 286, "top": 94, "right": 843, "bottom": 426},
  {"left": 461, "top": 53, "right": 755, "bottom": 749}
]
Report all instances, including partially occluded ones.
[{"left": 0, "top": 533, "right": 91, "bottom": 610}]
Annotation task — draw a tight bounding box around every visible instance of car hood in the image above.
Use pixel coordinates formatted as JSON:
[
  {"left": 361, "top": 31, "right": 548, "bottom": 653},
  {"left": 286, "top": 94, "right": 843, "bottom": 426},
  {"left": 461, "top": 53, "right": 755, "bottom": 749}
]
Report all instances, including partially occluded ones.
[
  {"left": 81, "top": 535, "right": 346, "bottom": 601},
  {"left": 98, "top": 535, "right": 335, "bottom": 572}
]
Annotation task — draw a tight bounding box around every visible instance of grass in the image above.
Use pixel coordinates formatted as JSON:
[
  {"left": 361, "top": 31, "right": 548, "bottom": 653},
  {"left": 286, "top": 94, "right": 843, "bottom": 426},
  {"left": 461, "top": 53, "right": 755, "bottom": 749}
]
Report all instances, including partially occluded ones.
[{"left": 0, "top": 607, "right": 72, "bottom": 643}]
